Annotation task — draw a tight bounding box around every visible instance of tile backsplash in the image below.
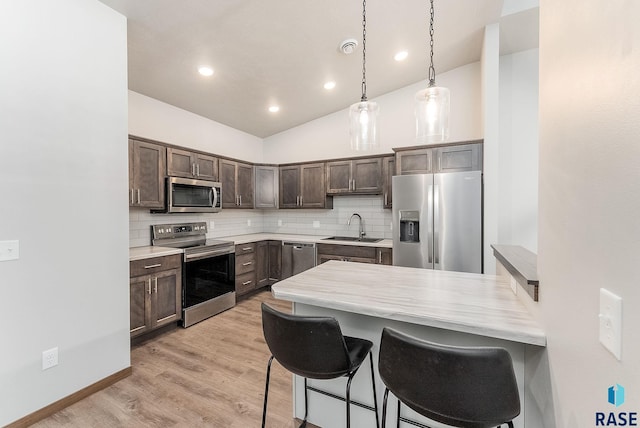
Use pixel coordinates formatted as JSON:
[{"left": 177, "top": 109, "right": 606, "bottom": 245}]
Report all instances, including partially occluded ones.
[{"left": 129, "top": 195, "right": 392, "bottom": 247}]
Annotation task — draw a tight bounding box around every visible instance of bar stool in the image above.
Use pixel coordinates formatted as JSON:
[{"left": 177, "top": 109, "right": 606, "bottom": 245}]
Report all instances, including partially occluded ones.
[
  {"left": 261, "top": 303, "right": 379, "bottom": 428},
  {"left": 378, "top": 328, "right": 520, "bottom": 428}
]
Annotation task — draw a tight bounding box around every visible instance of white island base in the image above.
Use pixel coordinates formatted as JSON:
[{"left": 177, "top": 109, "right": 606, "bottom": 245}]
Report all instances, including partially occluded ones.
[{"left": 272, "top": 261, "right": 546, "bottom": 428}]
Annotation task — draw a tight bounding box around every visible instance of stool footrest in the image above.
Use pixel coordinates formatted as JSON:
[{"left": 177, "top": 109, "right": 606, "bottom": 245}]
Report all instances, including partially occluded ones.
[{"left": 306, "top": 385, "right": 377, "bottom": 413}]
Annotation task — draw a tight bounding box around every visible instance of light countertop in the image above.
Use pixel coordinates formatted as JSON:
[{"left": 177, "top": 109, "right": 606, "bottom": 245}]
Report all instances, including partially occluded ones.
[
  {"left": 129, "top": 246, "right": 183, "bottom": 261},
  {"left": 129, "top": 233, "right": 391, "bottom": 261},
  {"left": 272, "top": 261, "right": 546, "bottom": 347},
  {"left": 220, "top": 233, "right": 392, "bottom": 248}
]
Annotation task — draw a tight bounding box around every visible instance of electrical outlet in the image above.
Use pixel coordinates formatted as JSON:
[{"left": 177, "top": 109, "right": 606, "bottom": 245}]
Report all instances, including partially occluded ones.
[
  {"left": 209, "top": 220, "right": 215, "bottom": 230},
  {"left": 599, "top": 288, "right": 622, "bottom": 360},
  {"left": 247, "top": 219, "right": 252, "bottom": 227},
  {"left": 42, "top": 347, "right": 58, "bottom": 370},
  {"left": 278, "top": 220, "right": 283, "bottom": 227},
  {"left": 313, "top": 221, "right": 320, "bottom": 228},
  {"left": 0, "top": 240, "right": 19, "bottom": 262}
]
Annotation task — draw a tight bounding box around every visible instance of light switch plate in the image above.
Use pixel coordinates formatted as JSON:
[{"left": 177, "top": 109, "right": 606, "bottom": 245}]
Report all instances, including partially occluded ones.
[
  {"left": 313, "top": 221, "right": 320, "bottom": 228},
  {"left": 599, "top": 288, "right": 622, "bottom": 360},
  {"left": 0, "top": 240, "right": 19, "bottom": 261}
]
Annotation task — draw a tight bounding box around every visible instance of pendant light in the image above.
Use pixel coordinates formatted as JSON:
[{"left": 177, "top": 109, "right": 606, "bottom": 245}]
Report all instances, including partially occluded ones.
[
  {"left": 415, "top": 0, "right": 450, "bottom": 144},
  {"left": 349, "top": 0, "right": 379, "bottom": 151}
]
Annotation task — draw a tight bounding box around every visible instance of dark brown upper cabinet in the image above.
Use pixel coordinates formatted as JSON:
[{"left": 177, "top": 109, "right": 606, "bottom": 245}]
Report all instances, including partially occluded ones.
[
  {"left": 382, "top": 156, "right": 395, "bottom": 209},
  {"left": 220, "top": 159, "right": 254, "bottom": 208},
  {"left": 395, "top": 141, "right": 483, "bottom": 175},
  {"left": 326, "top": 157, "right": 383, "bottom": 195},
  {"left": 129, "top": 138, "right": 166, "bottom": 209},
  {"left": 167, "top": 147, "right": 218, "bottom": 181},
  {"left": 279, "top": 162, "right": 332, "bottom": 209}
]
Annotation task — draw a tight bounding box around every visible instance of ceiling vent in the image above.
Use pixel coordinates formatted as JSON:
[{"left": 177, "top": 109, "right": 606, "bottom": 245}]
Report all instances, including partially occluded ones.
[{"left": 339, "top": 38, "right": 358, "bottom": 55}]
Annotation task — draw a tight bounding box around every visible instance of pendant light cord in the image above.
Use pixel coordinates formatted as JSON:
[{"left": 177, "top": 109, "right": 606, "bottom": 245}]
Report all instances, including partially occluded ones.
[
  {"left": 361, "top": 0, "right": 368, "bottom": 102},
  {"left": 428, "top": 0, "right": 436, "bottom": 86}
]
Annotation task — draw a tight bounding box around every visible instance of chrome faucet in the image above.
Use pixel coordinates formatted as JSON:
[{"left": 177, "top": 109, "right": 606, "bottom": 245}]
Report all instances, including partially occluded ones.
[{"left": 348, "top": 213, "right": 366, "bottom": 239}]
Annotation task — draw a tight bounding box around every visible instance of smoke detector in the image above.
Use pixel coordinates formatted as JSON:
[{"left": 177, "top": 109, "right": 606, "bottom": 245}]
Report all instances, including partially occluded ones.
[{"left": 339, "top": 38, "right": 358, "bottom": 55}]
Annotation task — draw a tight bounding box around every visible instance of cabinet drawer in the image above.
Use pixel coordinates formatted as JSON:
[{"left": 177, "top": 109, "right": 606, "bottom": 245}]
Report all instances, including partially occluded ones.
[
  {"left": 130, "top": 254, "right": 181, "bottom": 277},
  {"left": 235, "top": 243, "right": 256, "bottom": 255},
  {"left": 235, "top": 271, "right": 256, "bottom": 295},
  {"left": 315, "top": 244, "right": 376, "bottom": 259},
  {"left": 236, "top": 252, "right": 256, "bottom": 275}
]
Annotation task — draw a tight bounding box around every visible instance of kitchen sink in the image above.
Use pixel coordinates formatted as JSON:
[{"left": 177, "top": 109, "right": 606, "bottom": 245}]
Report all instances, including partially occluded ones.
[{"left": 322, "top": 236, "right": 383, "bottom": 243}]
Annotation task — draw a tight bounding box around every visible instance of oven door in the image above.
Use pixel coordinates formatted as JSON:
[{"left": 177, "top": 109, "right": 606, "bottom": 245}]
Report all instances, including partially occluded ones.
[
  {"left": 182, "top": 252, "right": 235, "bottom": 327},
  {"left": 168, "top": 177, "right": 221, "bottom": 213}
]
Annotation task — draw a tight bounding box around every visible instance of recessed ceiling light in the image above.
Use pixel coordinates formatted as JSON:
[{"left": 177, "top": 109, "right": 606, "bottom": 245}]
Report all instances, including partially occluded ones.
[
  {"left": 394, "top": 51, "right": 408, "bottom": 62},
  {"left": 268, "top": 105, "right": 280, "bottom": 113},
  {"left": 324, "top": 81, "right": 336, "bottom": 90},
  {"left": 198, "top": 66, "right": 214, "bottom": 76}
]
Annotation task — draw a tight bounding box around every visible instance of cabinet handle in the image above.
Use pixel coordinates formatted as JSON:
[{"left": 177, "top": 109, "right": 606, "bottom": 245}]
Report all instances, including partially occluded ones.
[
  {"left": 196, "top": 164, "right": 200, "bottom": 176},
  {"left": 378, "top": 250, "right": 382, "bottom": 263},
  {"left": 136, "top": 189, "right": 141, "bottom": 204},
  {"left": 239, "top": 195, "right": 242, "bottom": 205},
  {"left": 130, "top": 189, "right": 134, "bottom": 205},
  {"left": 438, "top": 156, "right": 441, "bottom": 171},
  {"left": 144, "top": 263, "right": 162, "bottom": 269},
  {"left": 242, "top": 280, "right": 252, "bottom": 286},
  {"left": 242, "top": 261, "right": 253, "bottom": 266},
  {"left": 154, "top": 277, "right": 158, "bottom": 293},
  {"left": 300, "top": 196, "right": 303, "bottom": 206},
  {"left": 384, "top": 193, "right": 388, "bottom": 206},
  {"left": 296, "top": 196, "right": 300, "bottom": 206},
  {"left": 242, "top": 247, "right": 252, "bottom": 251},
  {"left": 429, "top": 156, "right": 432, "bottom": 172},
  {"left": 147, "top": 278, "right": 152, "bottom": 295},
  {"left": 192, "top": 163, "right": 196, "bottom": 176}
]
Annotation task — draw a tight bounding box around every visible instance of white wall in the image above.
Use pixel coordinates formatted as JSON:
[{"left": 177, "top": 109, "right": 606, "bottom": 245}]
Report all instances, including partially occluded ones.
[
  {"left": 499, "top": 49, "right": 539, "bottom": 252},
  {"left": 263, "top": 62, "right": 482, "bottom": 164},
  {"left": 534, "top": 1, "right": 640, "bottom": 425},
  {"left": 129, "top": 91, "right": 264, "bottom": 163},
  {"left": 0, "top": 0, "right": 129, "bottom": 425},
  {"left": 481, "top": 23, "right": 501, "bottom": 274}
]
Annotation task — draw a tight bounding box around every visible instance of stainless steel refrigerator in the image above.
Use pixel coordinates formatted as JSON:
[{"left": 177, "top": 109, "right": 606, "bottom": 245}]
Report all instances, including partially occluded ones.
[{"left": 392, "top": 172, "right": 482, "bottom": 273}]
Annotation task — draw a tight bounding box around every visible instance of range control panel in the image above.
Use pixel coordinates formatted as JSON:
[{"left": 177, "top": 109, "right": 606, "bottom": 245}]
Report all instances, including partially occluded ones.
[{"left": 152, "top": 222, "right": 207, "bottom": 240}]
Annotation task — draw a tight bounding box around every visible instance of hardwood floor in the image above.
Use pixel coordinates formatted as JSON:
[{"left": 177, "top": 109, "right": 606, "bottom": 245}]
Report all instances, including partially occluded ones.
[{"left": 32, "top": 291, "right": 303, "bottom": 428}]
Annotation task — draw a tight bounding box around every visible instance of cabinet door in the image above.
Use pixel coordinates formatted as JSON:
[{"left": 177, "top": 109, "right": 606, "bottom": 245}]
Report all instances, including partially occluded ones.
[
  {"left": 279, "top": 166, "right": 301, "bottom": 208},
  {"left": 194, "top": 153, "right": 218, "bottom": 181},
  {"left": 255, "top": 166, "right": 279, "bottom": 209},
  {"left": 220, "top": 159, "right": 238, "bottom": 207},
  {"left": 300, "top": 163, "right": 327, "bottom": 208},
  {"left": 376, "top": 248, "right": 393, "bottom": 265},
  {"left": 255, "top": 241, "right": 269, "bottom": 289},
  {"left": 166, "top": 147, "right": 195, "bottom": 178},
  {"left": 236, "top": 162, "right": 254, "bottom": 208},
  {"left": 326, "top": 160, "right": 352, "bottom": 194},
  {"left": 352, "top": 158, "right": 382, "bottom": 193},
  {"left": 130, "top": 275, "right": 152, "bottom": 337},
  {"left": 396, "top": 148, "right": 433, "bottom": 175},
  {"left": 382, "top": 156, "right": 394, "bottom": 209},
  {"left": 129, "top": 139, "right": 166, "bottom": 208},
  {"left": 268, "top": 240, "right": 282, "bottom": 284},
  {"left": 151, "top": 268, "right": 181, "bottom": 330},
  {"left": 435, "top": 143, "right": 482, "bottom": 173}
]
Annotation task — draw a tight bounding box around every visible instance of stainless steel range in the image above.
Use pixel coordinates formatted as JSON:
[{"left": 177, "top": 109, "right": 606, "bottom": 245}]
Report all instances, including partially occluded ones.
[{"left": 152, "top": 222, "right": 235, "bottom": 327}]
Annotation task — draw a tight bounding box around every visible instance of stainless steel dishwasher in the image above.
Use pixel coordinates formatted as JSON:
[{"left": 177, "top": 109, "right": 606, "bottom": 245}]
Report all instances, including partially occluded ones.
[{"left": 281, "top": 242, "right": 316, "bottom": 279}]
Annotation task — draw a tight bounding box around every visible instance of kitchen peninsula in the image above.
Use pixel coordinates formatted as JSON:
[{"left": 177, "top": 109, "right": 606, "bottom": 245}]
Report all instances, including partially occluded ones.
[{"left": 271, "top": 261, "right": 546, "bottom": 428}]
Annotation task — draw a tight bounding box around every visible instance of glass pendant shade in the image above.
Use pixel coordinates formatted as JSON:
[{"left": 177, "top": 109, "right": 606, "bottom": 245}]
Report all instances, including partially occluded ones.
[
  {"left": 415, "top": 85, "right": 450, "bottom": 144},
  {"left": 349, "top": 100, "right": 380, "bottom": 151}
]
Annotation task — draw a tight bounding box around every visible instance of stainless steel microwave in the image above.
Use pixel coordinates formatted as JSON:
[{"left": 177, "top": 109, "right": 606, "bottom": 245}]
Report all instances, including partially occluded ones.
[{"left": 165, "top": 177, "right": 222, "bottom": 213}]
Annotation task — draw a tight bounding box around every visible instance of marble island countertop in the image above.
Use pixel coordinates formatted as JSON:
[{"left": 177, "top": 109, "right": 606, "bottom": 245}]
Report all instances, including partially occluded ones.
[{"left": 272, "top": 261, "right": 546, "bottom": 347}]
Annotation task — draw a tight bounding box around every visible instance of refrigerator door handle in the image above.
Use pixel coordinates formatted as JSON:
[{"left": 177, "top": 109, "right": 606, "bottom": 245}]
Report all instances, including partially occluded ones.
[
  {"left": 434, "top": 184, "right": 440, "bottom": 266},
  {"left": 427, "top": 184, "right": 434, "bottom": 264}
]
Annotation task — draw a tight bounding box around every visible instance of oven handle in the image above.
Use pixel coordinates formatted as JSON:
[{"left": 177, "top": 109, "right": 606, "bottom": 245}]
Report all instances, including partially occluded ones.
[{"left": 185, "top": 248, "right": 234, "bottom": 262}]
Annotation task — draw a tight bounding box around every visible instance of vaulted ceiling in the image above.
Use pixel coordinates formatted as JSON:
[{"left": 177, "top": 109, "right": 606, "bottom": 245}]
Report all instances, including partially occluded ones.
[{"left": 99, "top": 0, "right": 538, "bottom": 138}]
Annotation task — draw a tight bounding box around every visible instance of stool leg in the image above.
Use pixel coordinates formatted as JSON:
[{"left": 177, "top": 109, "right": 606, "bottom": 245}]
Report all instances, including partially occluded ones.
[
  {"left": 382, "top": 388, "right": 390, "bottom": 428},
  {"left": 368, "top": 351, "right": 380, "bottom": 428},
  {"left": 396, "top": 400, "right": 401, "bottom": 428},
  {"left": 300, "top": 378, "right": 308, "bottom": 428},
  {"left": 262, "top": 356, "right": 274, "bottom": 428},
  {"left": 345, "top": 371, "right": 357, "bottom": 428}
]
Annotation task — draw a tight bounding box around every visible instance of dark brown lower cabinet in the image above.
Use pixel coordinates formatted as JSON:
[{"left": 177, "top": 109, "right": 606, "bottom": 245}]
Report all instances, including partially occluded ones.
[
  {"left": 316, "top": 244, "right": 393, "bottom": 265},
  {"left": 129, "top": 255, "right": 182, "bottom": 338},
  {"left": 256, "top": 240, "right": 282, "bottom": 289}
]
